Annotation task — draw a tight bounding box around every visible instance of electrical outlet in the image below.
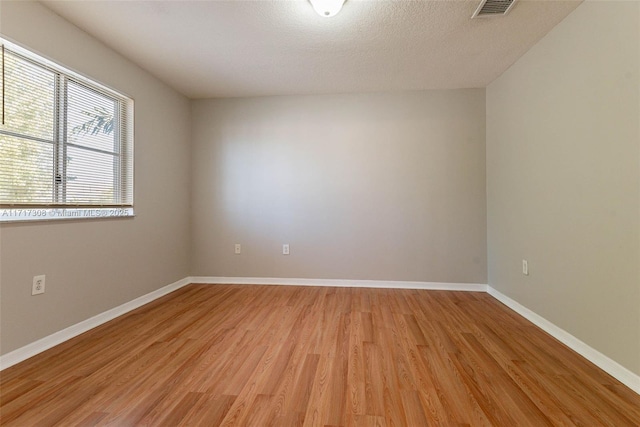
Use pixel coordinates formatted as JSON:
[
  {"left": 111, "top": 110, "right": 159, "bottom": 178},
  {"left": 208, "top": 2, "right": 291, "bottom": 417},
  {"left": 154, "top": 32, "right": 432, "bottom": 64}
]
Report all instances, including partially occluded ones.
[
  {"left": 522, "top": 260, "right": 529, "bottom": 276},
  {"left": 235, "top": 244, "right": 241, "bottom": 254},
  {"left": 32, "top": 275, "right": 46, "bottom": 295},
  {"left": 282, "top": 244, "right": 290, "bottom": 255}
]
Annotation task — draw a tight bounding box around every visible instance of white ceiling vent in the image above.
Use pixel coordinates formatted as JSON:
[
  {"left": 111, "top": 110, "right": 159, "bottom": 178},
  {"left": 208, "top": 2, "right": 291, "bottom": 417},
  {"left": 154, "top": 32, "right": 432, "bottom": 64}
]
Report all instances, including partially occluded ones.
[{"left": 471, "top": 0, "right": 517, "bottom": 18}]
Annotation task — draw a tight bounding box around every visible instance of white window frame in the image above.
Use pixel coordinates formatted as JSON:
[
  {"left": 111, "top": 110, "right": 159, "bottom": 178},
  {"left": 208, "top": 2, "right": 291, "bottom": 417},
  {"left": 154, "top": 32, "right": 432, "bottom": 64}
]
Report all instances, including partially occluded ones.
[{"left": 0, "top": 38, "right": 134, "bottom": 222}]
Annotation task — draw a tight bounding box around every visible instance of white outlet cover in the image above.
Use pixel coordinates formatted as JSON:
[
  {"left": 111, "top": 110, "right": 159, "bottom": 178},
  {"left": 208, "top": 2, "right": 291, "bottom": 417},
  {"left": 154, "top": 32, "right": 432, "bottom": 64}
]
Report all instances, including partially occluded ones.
[
  {"left": 32, "top": 275, "right": 46, "bottom": 295},
  {"left": 234, "top": 244, "right": 241, "bottom": 254},
  {"left": 283, "top": 244, "right": 290, "bottom": 255}
]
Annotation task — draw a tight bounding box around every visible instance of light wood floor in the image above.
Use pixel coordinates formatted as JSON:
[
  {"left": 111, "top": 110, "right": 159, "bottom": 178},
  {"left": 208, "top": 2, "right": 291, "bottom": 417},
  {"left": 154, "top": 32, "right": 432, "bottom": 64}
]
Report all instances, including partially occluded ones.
[{"left": 1, "top": 284, "right": 639, "bottom": 426}]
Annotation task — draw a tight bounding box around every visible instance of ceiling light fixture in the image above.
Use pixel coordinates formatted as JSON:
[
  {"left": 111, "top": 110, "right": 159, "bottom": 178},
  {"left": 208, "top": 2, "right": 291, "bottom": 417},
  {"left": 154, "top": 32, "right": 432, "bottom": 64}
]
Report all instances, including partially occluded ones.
[{"left": 309, "top": 0, "right": 346, "bottom": 17}]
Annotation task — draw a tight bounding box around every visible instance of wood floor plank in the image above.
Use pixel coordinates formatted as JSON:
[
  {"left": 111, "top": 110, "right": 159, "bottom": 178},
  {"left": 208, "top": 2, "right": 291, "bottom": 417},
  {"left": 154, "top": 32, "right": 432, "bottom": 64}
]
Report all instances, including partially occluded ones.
[
  {"left": 180, "top": 394, "right": 237, "bottom": 427},
  {"left": 345, "top": 311, "right": 366, "bottom": 419},
  {"left": 302, "top": 354, "right": 333, "bottom": 427},
  {"left": 375, "top": 328, "right": 408, "bottom": 427},
  {"left": 155, "top": 391, "right": 205, "bottom": 426},
  {"left": 1, "top": 284, "right": 639, "bottom": 426},
  {"left": 240, "top": 394, "right": 273, "bottom": 427},
  {"left": 401, "top": 390, "right": 429, "bottom": 426}
]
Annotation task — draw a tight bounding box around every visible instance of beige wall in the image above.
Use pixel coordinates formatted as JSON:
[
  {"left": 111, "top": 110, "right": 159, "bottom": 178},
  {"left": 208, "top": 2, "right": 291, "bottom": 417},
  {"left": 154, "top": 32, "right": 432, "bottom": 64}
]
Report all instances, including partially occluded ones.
[
  {"left": 487, "top": 1, "right": 640, "bottom": 375},
  {"left": 0, "top": 1, "right": 192, "bottom": 354},
  {"left": 191, "top": 91, "right": 487, "bottom": 283}
]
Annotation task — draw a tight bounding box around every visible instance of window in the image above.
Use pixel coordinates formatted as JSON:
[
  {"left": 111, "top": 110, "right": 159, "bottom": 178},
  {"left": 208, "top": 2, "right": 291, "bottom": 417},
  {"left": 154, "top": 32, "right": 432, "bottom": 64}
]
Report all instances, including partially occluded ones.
[{"left": 0, "top": 39, "right": 134, "bottom": 222}]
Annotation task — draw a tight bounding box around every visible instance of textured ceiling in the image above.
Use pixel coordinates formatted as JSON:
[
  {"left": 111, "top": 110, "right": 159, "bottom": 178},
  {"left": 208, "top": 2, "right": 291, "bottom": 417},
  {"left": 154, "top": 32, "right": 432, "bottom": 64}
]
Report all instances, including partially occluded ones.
[{"left": 40, "top": 0, "right": 582, "bottom": 99}]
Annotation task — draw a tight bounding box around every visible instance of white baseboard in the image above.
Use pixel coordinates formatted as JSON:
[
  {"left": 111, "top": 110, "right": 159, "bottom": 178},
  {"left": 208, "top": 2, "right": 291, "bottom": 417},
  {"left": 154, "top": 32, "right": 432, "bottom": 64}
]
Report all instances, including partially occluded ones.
[
  {"left": 0, "top": 276, "right": 191, "bottom": 371},
  {"left": 188, "top": 276, "right": 488, "bottom": 292},
  {"left": 487, "top": 286, "right": 640, "bottom": 395}
]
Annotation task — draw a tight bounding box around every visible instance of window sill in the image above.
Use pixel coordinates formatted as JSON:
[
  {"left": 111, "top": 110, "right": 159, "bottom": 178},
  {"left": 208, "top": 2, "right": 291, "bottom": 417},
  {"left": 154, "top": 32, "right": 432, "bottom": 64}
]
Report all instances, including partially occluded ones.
[{"left": 0, "top": 207, "right": 135, "bottom": 223}]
